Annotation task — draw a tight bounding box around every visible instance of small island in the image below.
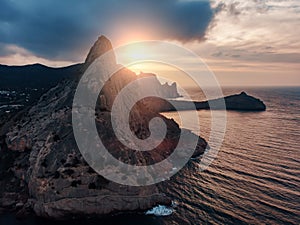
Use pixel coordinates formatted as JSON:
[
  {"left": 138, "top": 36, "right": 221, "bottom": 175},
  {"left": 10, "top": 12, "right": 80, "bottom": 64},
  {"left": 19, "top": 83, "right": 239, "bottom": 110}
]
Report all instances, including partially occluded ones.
[{"left": 147, "top": 91, "right": 266, "bottom": 112}]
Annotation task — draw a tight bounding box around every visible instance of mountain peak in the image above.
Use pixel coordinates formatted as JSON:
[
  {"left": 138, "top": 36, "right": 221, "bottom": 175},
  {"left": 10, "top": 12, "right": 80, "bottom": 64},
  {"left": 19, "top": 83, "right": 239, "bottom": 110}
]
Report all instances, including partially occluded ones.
[{"left": 84, "top": 35, "right": 116, "bottom": 67}]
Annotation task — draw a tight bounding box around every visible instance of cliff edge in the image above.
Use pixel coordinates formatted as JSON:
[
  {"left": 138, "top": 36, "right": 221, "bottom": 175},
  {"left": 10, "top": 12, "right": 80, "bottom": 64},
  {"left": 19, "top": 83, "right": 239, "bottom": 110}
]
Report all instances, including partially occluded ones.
[{"left": 0, "top": 36, "right": 206, "bottom": 219}]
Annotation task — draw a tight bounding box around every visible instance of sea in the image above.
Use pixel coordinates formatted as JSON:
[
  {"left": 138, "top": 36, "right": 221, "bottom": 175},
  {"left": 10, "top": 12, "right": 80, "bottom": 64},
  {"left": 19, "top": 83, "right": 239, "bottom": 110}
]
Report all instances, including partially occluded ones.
[{"left": 0, "top": 86, "right": 299, "bottom": 225}]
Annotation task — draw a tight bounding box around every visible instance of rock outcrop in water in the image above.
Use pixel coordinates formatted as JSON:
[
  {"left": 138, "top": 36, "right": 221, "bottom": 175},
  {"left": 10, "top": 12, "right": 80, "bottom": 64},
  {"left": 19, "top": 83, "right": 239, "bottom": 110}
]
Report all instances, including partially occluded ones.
[
  {"left": 208, "top": 91, "right": 266, "bottom": 111},
  {"left": 0, "top": 36, "right": 206, "bottom": 219},
  {"left": 151, "top": 91, "right": 266, "bottom": 112}
]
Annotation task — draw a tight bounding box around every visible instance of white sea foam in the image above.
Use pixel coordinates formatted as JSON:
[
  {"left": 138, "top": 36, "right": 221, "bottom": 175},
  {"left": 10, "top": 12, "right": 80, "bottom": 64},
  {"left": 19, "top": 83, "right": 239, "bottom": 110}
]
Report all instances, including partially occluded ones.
[{"left": 145, "top": 204, "right": 174, "bottom": 216}]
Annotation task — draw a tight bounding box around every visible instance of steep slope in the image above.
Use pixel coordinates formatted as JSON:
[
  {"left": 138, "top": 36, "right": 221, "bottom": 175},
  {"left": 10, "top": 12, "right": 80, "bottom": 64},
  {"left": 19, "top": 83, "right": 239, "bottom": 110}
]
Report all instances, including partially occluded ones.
[
  {"left": 0, "top": 36, "right": 206, "bottom": 219},
  {"left": 0, "top": 35, "right": 179, "bottom": 119}
]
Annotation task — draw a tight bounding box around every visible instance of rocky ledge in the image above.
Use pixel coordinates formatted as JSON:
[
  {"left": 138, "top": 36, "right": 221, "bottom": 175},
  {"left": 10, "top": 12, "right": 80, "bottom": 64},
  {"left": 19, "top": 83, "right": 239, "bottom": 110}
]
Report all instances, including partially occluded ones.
[{"left": 0, "top": 36, "right": 206, "bottom": 219}]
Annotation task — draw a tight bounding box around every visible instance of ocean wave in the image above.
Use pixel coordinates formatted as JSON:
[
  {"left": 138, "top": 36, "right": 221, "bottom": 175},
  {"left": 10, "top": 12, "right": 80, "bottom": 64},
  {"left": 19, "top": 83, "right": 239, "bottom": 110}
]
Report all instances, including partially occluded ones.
[{"left": 145, "top": 204, "right": 174, "bottom": 216}]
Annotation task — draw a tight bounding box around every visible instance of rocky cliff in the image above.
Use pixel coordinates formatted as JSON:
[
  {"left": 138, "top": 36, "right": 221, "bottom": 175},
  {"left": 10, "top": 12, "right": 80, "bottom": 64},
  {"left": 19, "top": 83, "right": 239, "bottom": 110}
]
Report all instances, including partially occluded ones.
[
  {"left": 138, "top": 72, "right": 180, "bottom": 99},
  {"left": 0, "top": 36, "right": 206, "bottom": 219},
  {"left": 0, "top": 36, "right": 179, "bottom": 118}
]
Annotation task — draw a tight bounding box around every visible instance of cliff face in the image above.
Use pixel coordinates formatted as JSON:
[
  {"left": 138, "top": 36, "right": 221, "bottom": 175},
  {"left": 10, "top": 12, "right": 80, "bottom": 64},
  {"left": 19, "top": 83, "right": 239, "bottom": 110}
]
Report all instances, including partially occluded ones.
[
  {"left": 0, "top": 36, "right": 206, "bottom": 219},
  {"left": 84, "top": 35, "right": 116, "bottom": 70},
  {"left": 0, "top": 35, "right": 179, "bottom": 118},
  {"left": 138, "top": 72, "right": 180, "bottom": 99}
]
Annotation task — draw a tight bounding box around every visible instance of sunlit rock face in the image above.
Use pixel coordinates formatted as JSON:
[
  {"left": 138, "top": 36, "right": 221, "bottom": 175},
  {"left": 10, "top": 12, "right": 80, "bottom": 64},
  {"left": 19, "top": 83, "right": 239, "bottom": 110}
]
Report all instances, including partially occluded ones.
[
  {"left": 0, "top": 36, "right": 206, "bottom": 219},
  {"left": 138, "top": 72, "right": 180, "bottom": 99}
]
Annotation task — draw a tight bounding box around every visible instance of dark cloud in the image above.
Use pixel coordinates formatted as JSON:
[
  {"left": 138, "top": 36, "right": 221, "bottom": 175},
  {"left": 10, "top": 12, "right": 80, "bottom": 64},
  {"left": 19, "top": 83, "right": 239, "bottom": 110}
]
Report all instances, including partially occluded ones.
[
  {"left": 0, "top": 0, "right": 215, "bottom": 61},
  {"left": 0, "top": 0, "right": 20, "bottom": 22}
]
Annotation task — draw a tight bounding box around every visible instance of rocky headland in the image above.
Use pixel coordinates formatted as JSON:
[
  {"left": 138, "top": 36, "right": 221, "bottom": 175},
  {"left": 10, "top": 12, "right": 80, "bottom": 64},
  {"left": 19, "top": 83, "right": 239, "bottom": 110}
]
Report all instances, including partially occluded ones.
[
  {"left": 148, "top": 91, "right": 266, "bottom": 112},
  {"left": 0, "top": 36, "right": 206, "bottom": 219}
]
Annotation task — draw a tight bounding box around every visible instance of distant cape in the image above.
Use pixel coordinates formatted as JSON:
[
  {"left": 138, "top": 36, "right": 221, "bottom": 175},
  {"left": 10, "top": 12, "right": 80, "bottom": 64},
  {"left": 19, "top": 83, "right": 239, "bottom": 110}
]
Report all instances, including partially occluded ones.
[{"left": 149, "top": 91, "right": 266, "bottom": 112}]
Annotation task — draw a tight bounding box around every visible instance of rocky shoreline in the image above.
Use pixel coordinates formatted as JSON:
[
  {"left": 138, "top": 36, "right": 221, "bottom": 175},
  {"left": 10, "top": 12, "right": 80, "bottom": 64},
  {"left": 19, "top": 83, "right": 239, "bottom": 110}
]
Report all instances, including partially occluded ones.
[
  {"left": 0, "top": 36, "right": 207, "bottom": 220},
  {"left": 0, "top": 36, "right": 266, "bottom": 220}
]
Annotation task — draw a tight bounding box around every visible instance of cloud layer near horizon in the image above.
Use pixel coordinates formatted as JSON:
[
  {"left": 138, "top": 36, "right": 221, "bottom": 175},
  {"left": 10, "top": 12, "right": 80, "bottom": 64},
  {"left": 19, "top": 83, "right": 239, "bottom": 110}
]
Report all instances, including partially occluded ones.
[{"left": 0, "top": 0, "right": 214, "bottom": 62}]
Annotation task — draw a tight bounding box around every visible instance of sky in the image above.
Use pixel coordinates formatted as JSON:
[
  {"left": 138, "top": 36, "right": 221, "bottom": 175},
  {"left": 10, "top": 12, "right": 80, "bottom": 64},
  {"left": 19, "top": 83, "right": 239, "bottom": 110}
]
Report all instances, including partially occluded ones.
[{"left": 0, "top": 0, "right": 299, "bottom": 86}]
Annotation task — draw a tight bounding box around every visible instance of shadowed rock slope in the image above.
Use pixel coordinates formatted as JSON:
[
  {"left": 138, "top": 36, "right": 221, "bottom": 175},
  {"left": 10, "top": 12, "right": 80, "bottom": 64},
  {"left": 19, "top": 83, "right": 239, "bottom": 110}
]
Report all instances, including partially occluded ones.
[{"left": 0, "top": 36, "right": 206, "bottom": 219}]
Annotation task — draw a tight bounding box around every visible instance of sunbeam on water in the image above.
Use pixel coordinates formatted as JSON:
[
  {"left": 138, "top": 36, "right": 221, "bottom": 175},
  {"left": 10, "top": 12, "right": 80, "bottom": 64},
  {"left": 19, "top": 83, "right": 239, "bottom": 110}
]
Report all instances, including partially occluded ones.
[{"left": 0, "top": 87, "right": 299, "bottom": 225}]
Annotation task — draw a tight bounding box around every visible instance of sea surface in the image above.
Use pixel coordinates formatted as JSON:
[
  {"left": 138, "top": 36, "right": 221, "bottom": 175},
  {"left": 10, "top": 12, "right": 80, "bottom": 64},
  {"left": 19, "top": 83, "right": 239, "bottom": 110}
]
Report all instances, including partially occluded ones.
[{"left": 1, "top": 87, "right": 299, "bottom": 225}]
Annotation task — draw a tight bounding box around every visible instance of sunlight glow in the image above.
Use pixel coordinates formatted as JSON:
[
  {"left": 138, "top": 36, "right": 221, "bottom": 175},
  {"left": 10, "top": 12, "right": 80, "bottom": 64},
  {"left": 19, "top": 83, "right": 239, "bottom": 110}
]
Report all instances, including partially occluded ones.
[{"left": 124, "top": 45, "right": 149, "bottom": 62}]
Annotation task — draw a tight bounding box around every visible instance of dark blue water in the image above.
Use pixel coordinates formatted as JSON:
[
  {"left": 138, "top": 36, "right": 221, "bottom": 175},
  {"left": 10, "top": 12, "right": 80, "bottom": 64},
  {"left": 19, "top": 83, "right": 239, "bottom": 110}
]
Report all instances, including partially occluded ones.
[{"left": 1, "top": 87, "right": 300, "bottom": 224}]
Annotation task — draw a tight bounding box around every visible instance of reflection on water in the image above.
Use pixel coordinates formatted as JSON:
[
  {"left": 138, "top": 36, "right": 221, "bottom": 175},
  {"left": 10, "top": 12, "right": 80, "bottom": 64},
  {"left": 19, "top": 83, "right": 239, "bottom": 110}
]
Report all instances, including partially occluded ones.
[
  {"left": 160, "top": 87, "right": 300, "bottom": 225},
  {"left": 1, "top": 87, "right": 300, "bottom": 224}
]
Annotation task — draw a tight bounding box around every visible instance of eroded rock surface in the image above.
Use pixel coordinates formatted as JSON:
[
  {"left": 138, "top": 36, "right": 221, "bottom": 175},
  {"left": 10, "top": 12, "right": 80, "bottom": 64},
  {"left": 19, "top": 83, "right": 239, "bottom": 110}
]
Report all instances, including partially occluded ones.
[{"left": 0, "top": 36, "right": 206, "bottom": 219}]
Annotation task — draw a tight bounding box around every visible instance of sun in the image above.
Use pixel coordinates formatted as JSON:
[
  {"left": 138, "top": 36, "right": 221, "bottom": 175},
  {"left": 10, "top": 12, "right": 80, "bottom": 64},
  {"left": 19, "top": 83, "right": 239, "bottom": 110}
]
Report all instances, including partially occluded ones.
[
  {"left": 116, "top": 42, "right": 154, "bottom": 66},
  {"left": 115, "top": 42, "right": 192, "bottom": 86},
  {"left": 125, "top": 45, "right": 149, "bottom": 62}
]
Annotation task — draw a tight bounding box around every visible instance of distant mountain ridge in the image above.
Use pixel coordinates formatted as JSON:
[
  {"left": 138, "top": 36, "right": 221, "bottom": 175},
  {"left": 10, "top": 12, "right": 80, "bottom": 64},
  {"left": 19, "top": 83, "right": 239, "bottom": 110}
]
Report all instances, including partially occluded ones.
[
  {"left": 0, "top": 35, "right": 179, "bottom": 101},
  {"left": 0, "top": 63, "right": 83, "bottom": 89}
]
